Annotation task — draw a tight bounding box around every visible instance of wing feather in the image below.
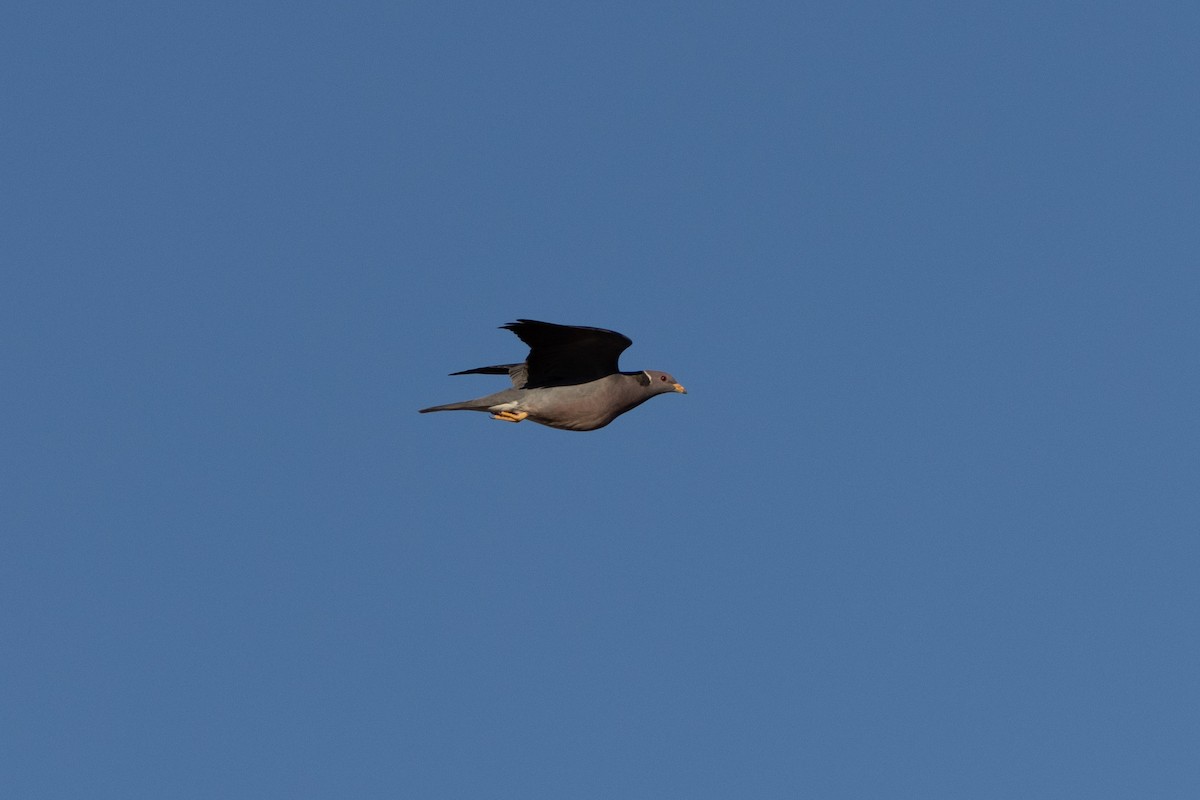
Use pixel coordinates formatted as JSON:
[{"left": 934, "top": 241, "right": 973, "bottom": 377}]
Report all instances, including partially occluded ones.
[{"left": 502, "top": 319, "right": 632, "bottom": 388}]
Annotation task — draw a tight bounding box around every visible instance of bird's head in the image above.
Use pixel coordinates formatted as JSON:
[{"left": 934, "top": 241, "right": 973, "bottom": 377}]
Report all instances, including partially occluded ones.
[{"left": 640, "top": 370, "right": 687, "bottom": 395}]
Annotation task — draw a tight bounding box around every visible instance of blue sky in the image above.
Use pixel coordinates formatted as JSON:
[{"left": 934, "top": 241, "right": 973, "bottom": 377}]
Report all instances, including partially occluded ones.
[{"left": 4, "top": 3, "right": 1198, "bottom": 797}]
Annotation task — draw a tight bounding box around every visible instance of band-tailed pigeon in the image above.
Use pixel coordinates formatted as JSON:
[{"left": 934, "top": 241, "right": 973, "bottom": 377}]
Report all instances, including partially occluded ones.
[{"left": 419, "top": 319, "right": 686, "bottom": 431}]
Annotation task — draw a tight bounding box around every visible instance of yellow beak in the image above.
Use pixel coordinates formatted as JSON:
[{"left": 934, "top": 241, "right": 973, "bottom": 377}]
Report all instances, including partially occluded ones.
[{"left": 672, "top": 383, "right": 687, "bottom": 394}]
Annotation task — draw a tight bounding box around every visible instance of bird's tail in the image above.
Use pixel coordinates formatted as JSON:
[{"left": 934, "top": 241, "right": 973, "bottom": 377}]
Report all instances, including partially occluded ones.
[{"left": 419, "top": 387, "right": 520, "bottom": 414}]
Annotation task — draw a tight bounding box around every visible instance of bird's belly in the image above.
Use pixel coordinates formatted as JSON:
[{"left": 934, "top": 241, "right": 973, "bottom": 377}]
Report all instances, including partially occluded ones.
[{"left": 522, "top": 386, "right": 623, "bottom": 431}]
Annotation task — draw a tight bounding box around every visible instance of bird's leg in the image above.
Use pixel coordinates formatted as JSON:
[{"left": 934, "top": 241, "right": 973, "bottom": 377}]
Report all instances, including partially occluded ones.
[{"left": 491, "top": 410, "right": 528, "bottom": 423}]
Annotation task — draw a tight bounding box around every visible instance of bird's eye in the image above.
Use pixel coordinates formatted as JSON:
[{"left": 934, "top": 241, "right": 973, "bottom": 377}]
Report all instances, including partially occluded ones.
[{"left": 660, "top": 374, "right": 667, "bottom": 381}]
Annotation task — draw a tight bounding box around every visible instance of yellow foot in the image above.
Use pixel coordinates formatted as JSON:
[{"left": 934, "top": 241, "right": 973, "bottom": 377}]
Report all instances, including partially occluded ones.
[{"left": 490, "top": 410, "right": 528, "bottom": 423}]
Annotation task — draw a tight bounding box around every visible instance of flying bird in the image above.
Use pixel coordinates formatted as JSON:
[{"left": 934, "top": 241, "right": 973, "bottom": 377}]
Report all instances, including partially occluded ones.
[{"left": 419, "top": 319, "right": 686, "bottom": 431}]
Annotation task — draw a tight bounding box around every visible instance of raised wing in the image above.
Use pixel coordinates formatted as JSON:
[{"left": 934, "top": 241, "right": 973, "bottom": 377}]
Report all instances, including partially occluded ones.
[{"left": 502, "top": 319, "right": 632, "bottom": 388}]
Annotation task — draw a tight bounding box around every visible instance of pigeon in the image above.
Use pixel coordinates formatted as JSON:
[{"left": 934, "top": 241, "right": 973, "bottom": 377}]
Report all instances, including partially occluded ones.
[{"left": 419, "top": 319, "right": 686, "bottom": 431}]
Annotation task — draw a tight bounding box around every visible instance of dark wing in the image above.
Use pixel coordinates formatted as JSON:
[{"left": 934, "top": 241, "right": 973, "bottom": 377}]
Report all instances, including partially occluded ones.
[
  {"left": 502, "top": 319, "right": 632, "bottom": 388},
  {"left": 450, "top": 363, "right": 528, "bottom": 389}
]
